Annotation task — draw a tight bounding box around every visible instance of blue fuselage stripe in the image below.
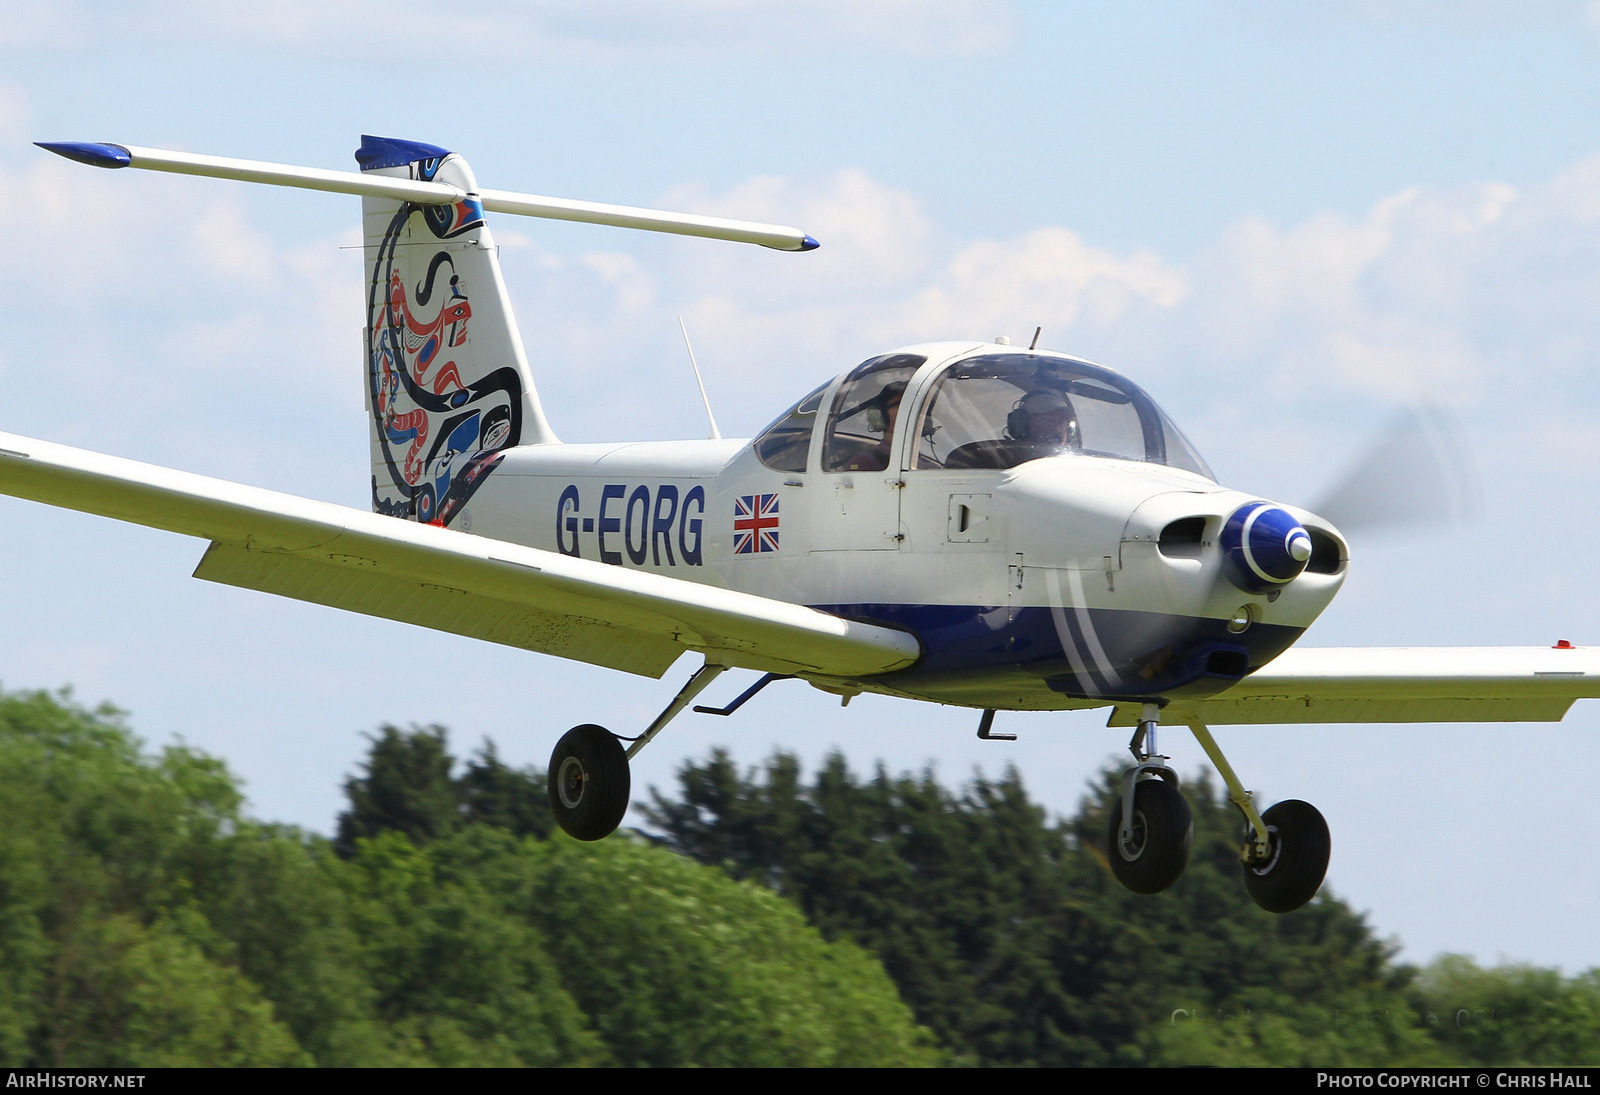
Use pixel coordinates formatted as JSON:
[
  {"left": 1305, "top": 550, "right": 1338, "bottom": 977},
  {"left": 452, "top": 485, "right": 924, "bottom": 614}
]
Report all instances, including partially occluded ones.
[{"left": 810, "top": 602, "right": 1303, "bottom": 700}]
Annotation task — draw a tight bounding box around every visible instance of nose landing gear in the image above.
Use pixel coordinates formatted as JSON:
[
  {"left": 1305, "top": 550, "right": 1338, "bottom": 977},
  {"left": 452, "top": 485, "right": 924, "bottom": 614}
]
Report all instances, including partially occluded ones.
[
  {"left": 1108, "top": 706, "right": 1193, "bottom": 894},
  {"left": 1106, "top": 706, "right": 1331, "bottom": 912}
]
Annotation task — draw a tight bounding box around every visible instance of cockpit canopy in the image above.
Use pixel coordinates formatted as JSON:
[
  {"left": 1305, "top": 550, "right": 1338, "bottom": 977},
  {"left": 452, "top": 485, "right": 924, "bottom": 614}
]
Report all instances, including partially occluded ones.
[
  {"left": 754, "top": 349, "right": 1214, "bottom": 480},
  {"left": 912, "top": 353, "right": 1212, "bottom": 477}
]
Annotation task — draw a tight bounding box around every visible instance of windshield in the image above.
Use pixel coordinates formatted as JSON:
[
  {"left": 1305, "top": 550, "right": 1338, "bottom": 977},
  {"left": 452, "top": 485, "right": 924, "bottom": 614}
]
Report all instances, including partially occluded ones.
[{"left": 912, "top": 353, "right": 1213, "bottom": 478}]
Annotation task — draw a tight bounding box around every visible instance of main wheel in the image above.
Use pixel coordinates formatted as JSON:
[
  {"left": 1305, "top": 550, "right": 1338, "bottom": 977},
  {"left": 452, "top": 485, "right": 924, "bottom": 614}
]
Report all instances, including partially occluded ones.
[
  {"left": 1242, "top": 799, "right": 1330, "bottom": 914},
  {"left": 547, "top": 724, "right": 630, "bottom": 841},
  {"left": 1107, "top": 778, "right": 1193, "bottom": 894}
]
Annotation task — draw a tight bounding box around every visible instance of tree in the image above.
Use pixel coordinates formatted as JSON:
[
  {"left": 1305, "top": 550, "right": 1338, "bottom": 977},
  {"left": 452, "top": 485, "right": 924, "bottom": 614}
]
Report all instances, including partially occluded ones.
[
  {"left": 646, "top": 750, "right": 1429, "bottom": 1066},
  {"left": 1411, "top": 956, "right": 1600, "bottom": 1066},
  {"left": 456, "top": 741, "right": 552, "bottom": 839},
  {"left": 335, "top": 728, "right": 550, "bottom": 855},
  {"left": 335, "top": 726, "right": 460, "bottom": 854},
  {"left": 0, "top": 687, "right": 935, "bottom": 1066}
]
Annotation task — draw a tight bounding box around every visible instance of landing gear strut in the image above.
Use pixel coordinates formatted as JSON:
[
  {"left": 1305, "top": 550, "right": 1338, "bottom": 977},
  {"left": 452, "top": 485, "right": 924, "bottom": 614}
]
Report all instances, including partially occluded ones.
[
  {"left": 1105, "top": 707, "right": 1331, "bottom": 912},
  {"left": 546, "top": 661, "right": 727, "bottom": 841},
  {"left": 1185, "top": 718, "right": 1330, "bottom": 914},
  {"left": 1107, "top": 704, "right": 1193, "bottom": 894}
]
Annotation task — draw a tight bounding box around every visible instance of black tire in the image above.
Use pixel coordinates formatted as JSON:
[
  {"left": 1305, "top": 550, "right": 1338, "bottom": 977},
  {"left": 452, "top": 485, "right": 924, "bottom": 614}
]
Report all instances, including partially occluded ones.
[
  {"left": 1107, "top": 778, "right": 1193, "bottom": 894},
  {"left": 547, "top": 724, "right": 630, "bottom": 841},
  {"left": 1242, "top": 799, "right": 1330, "bottom": 914}
]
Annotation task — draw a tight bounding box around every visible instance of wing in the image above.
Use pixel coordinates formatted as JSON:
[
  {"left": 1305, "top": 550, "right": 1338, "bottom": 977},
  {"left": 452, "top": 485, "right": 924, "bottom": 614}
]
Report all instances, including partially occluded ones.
[
  {"left": 0, "top": 433, "right": 920, "bottom": 680},
  {"left": 1108, "top": 646, "right": 1600, "bottom": 725}
]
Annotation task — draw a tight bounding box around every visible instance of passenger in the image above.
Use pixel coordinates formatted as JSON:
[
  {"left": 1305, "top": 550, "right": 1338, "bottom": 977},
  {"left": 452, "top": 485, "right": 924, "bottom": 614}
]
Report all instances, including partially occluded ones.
[{"left": 844, "top": 381, "right": 907, "bottom": 471}]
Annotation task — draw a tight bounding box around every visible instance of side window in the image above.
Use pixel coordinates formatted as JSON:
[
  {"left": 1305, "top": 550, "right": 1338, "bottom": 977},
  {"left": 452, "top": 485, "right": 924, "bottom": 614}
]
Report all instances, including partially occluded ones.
[
  {"left": 753, "top": 382, "right": 828, "bottom": 473},
  {"left": 821, "top": 354, "right": 925, "bottom": 473}
]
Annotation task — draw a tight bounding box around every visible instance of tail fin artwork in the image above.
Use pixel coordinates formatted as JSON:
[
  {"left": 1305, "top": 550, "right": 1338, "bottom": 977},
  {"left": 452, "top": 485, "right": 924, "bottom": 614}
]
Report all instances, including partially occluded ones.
[
  {"left": 35, "top": 135, "right": 821, "bottom": 527},
  {"left": 357, "top": 135, "right": 553, "bottom": 526}
]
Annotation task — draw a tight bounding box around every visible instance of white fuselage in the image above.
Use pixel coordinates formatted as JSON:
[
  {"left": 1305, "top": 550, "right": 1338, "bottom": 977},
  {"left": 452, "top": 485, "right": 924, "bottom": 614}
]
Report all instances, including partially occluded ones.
[{"left": 456, "top": 344, "right": 1349, "bottom": 710}]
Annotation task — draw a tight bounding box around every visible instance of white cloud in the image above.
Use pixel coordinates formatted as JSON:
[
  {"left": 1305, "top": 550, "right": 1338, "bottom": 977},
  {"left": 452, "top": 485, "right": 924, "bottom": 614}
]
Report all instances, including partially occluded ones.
[
  {"left": 12, "top": 143, "right": 1600, "bottom": 499},
  {"left": 1238, "top": 0, "right": 1592, "bottom": 30},
  {"left": 0, "top": 5, "right": 89, "bottom": 49},
  {"left": 0, "top": 155, "right": 360, "bottom": 489},
  {"left": 0, "top": 83, "right": 29, "bottom": 145},
  {"left": 504, "top": 151, "right": 1600, "bottom": 462},
  {"left": 3, "top": 0, "right": 1018, "bottom": 60},
  {"left": 889, "top": 226, "right": 1187, "bottom": 343}
]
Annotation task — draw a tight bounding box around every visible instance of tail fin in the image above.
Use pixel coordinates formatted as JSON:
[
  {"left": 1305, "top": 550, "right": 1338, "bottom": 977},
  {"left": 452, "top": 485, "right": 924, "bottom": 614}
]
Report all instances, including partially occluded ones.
[{"left": 359, "top": 135, "right": 555, "bottom": 525}]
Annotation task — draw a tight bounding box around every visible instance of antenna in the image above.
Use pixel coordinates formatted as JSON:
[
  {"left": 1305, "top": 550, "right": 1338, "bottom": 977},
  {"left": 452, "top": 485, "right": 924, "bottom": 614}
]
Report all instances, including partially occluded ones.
[
  {"left": 1029, "top": 326, "right": 1042, "bottom": 350},
  {"left": 678, "top": 318, "right": 722, "bottom": 440}
]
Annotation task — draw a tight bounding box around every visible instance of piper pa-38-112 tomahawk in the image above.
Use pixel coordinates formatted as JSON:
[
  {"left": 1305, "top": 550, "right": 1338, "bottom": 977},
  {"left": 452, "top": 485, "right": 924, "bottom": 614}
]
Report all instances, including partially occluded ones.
[{"left": 6, "top": 136, "right": 1597, "bottom": 914}]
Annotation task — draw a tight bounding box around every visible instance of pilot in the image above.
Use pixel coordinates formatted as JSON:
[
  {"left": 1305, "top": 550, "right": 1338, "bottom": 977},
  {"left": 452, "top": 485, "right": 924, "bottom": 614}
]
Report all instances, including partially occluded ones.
[
  {"left": 844, "top": 380, "right": 907, "bottom": 472},
  {"left": 1006, "top": 388, "right": 1080, "bottom": 454}
]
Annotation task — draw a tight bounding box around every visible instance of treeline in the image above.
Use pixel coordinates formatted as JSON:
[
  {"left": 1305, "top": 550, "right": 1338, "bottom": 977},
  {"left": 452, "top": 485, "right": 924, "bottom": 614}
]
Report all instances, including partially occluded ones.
[
  {"left": 0, "top": 685, "right": 1594, "bottom": 1067},
  {"left": 646, "top": 750, "right": 1600, "bottom": 1066},
  {"left": 0, "top": 691, "right": 932, "bottom": 1066}
]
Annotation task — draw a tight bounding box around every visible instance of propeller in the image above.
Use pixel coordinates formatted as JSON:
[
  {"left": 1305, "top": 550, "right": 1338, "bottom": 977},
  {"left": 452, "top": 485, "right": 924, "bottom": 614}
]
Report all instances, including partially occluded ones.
[{"left": 1312, "top": 405, "right": 1482, "bottom": 535}]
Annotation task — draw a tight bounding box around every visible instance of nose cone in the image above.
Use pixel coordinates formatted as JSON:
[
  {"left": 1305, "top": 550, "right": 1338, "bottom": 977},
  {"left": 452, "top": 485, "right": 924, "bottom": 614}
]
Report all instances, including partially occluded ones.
[{"left": 1221, "top": 502, "right": 1312, "bottom": 592}]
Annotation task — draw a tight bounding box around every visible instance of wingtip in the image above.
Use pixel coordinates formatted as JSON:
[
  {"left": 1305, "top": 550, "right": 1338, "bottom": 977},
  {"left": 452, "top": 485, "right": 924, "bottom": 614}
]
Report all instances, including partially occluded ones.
[{"left": 36, "top": 141, "right": 131, "bottom": 169}]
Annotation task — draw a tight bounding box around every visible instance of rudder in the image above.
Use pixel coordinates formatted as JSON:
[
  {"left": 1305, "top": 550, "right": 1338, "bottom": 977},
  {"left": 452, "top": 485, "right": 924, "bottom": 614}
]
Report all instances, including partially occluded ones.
[{"left": 359, "top": 135, "right": 555, "bottom": 526}]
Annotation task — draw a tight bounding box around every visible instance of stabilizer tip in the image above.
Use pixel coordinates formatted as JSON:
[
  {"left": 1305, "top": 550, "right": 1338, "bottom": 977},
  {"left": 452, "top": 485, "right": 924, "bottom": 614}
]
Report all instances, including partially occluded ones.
[{"left": 36, "top": 141, "right": 131, "bottom": 169}]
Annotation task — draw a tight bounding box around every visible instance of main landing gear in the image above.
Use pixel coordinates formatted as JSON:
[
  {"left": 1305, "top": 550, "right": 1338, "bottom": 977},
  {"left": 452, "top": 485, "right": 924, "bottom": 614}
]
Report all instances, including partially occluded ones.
[
  {"left": 547, "top": 661, "right": 728, "bottom": 841},
  {"left": 1109, "top": 703, "right": 1331, "bottom": 913}
]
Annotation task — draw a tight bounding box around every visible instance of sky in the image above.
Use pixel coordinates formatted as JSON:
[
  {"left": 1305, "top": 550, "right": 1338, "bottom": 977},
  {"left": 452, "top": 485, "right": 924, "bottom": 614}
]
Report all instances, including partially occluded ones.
[{"left": 3, "top": 0, "right": 1600, "bottom": 975}]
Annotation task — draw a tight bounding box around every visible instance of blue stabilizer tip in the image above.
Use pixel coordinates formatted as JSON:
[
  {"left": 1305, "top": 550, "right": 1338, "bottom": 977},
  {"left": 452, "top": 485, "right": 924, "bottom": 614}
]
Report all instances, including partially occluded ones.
[
  {"left": 36, "top": 141, "right": 131, "bottom": 168},
  {"left": 355, "top": 135, "right": 453, "bottom": 171},
  {"left": 799, "top": 235, "right": 821, "bottom": 251}
]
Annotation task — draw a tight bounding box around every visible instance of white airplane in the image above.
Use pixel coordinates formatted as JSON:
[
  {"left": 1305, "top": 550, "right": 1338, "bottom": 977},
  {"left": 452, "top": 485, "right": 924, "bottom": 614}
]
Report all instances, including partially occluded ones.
[{"left": 8, "top": 136, "right": 1597, "bottom": 914}]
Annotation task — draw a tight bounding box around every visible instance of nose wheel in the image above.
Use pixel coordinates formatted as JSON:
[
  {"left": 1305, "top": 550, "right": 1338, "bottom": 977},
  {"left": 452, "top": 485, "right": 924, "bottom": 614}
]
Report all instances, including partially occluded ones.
[
  {"left": 1107, "top": 776, "right": 1193, "bottom": 894},
  {"left": 1107, "top": 710, "right": 1193, "bottom": 894}
]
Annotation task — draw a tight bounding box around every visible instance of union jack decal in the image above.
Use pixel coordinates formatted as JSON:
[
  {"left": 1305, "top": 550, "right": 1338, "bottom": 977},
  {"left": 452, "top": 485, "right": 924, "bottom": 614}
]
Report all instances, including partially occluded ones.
[{"left": 733, "top": 493, "right": 780, "bottom": 554}]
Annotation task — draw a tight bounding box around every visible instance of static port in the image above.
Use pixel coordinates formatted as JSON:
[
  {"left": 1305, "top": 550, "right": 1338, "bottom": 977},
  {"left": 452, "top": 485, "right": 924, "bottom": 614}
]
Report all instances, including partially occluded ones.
[
  {"left": 1158, "top": 516, "right": 1207, "bottom": 559},
  {"left": 1304, "top": 528, "right": 1346, "bottom": 575}
]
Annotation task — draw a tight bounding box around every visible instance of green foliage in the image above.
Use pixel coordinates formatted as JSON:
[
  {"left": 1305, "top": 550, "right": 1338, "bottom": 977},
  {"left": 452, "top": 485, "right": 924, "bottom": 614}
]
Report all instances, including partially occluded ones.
[
  {"left": 0, "top": 688, "right": 930, "bottom": 1066},
  {"left": 335, "top": 727, "right": 551, "bottom": 856},
  {"left": 646, "top": 748, "right": 1600, "bottom": 1068},
  {"left": 1150, "top": 993, "right": 1447, "bottom": 1067},
  {"left": 520, "top": 832, "right": 937, "bottom": 1066},
  {"left": 0, "top": 688, "right": 300, "bottom": 1065},
  {"left": 8, "top": 682, "right": 1596, "bottom": 1069},
  {"left": 1412, "top": 956, "right": 1600, "bottom": 1066}
]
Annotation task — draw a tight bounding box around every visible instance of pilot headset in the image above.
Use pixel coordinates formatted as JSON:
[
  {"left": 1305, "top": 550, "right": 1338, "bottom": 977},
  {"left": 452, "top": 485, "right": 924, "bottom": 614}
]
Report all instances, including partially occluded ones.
[{"left": 1006, "top": 389, "right": 1077, "bottom": 441}]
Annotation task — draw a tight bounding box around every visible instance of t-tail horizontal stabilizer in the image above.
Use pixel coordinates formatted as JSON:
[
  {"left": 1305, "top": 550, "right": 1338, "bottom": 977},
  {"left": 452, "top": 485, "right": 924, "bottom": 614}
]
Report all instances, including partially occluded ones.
[{"left": 35, "top": 139, "right": 821, "bottom": 251}]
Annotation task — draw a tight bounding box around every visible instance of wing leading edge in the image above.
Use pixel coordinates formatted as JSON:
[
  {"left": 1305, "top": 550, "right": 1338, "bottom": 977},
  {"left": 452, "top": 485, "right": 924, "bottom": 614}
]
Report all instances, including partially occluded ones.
[
  {"left": 1108, "top": 646, "right": 1600, "bottom": 726},
  {"left": 0, "top": 433, "right": 920, "bottom": 680}
]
